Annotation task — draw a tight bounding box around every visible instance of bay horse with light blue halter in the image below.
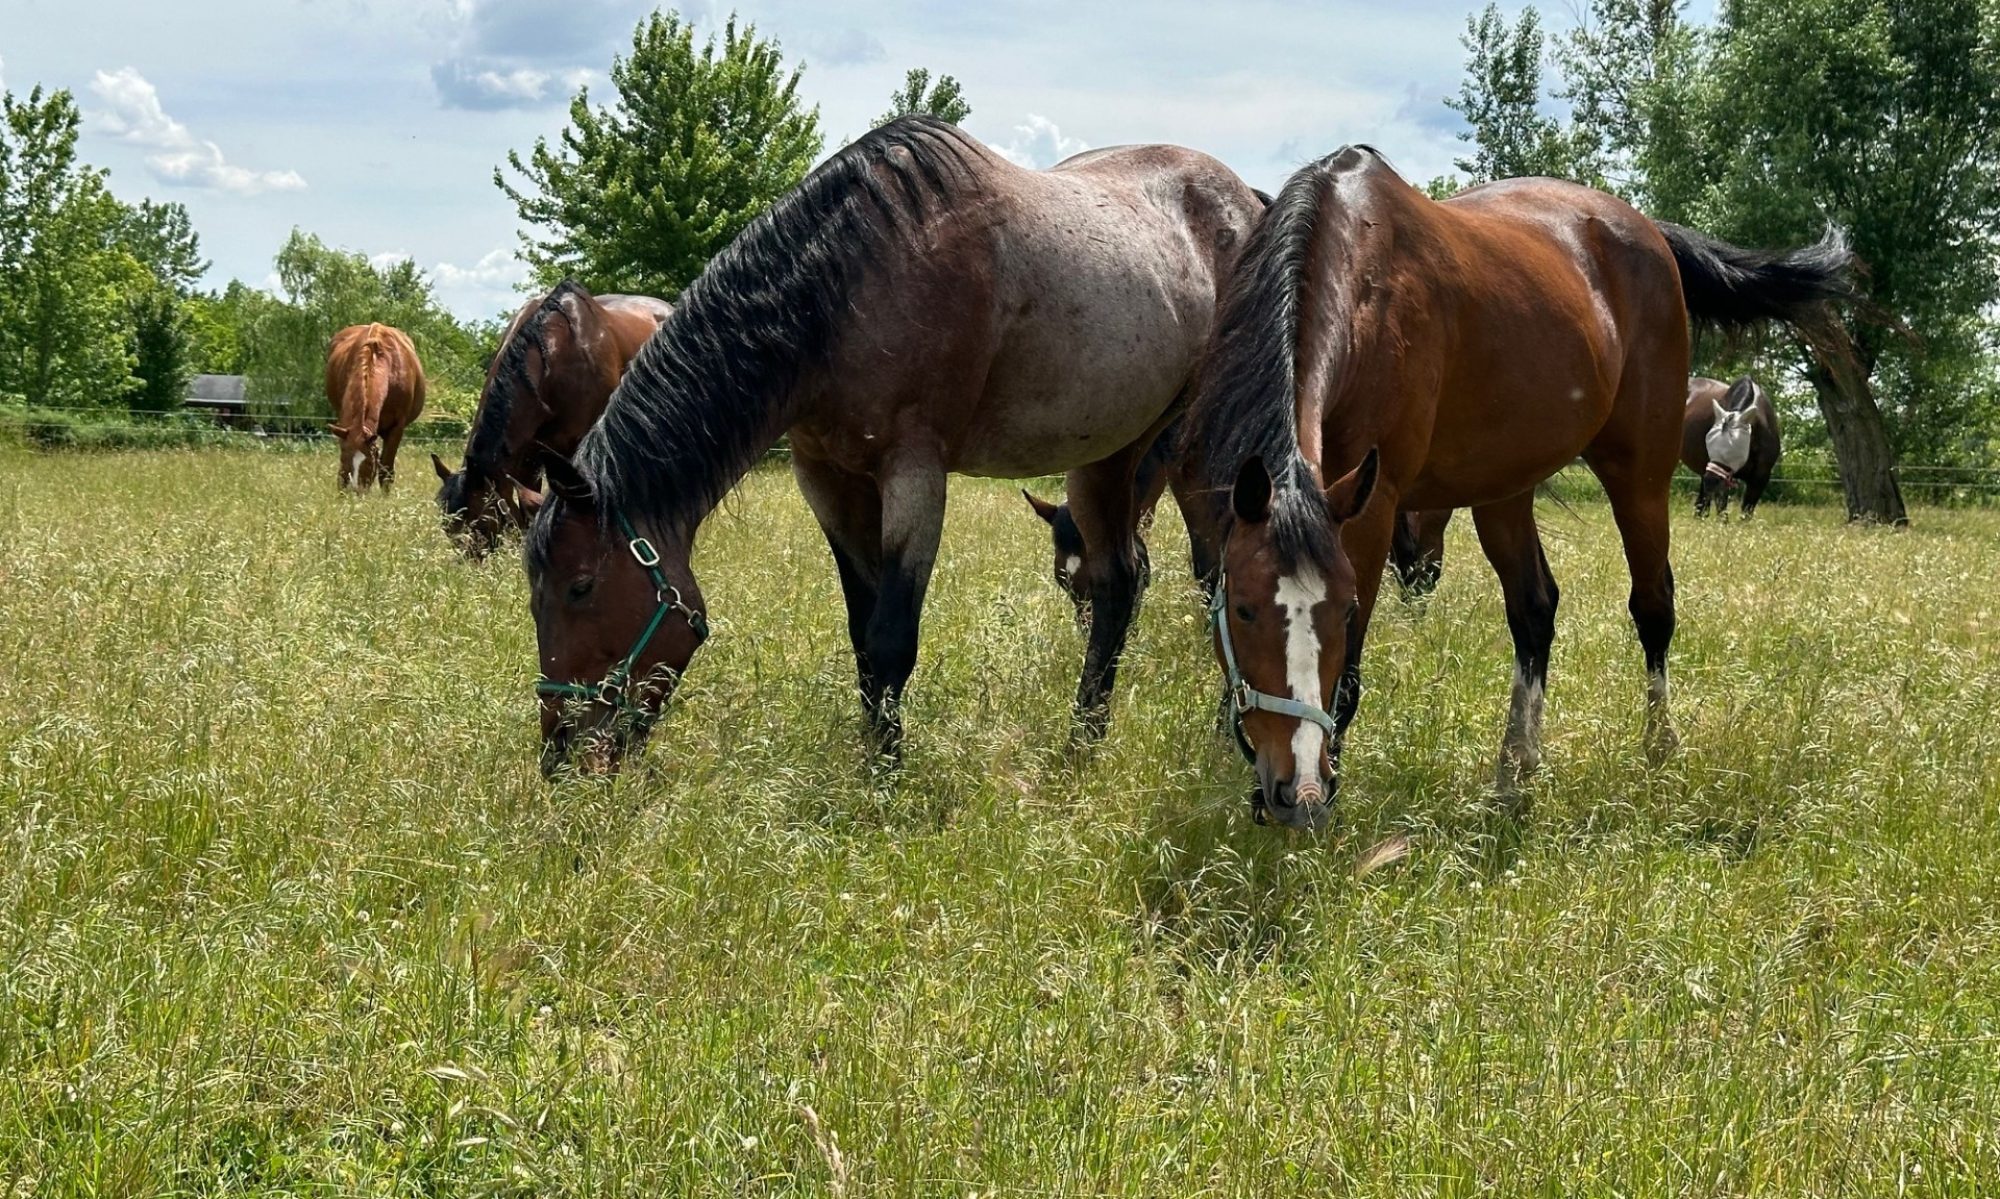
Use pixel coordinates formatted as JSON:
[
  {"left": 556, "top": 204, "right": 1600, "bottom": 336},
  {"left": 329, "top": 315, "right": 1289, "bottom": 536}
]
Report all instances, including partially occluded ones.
[
  {"left": 1185, "top": 146, "right": 1850, "bottom": 829},
  {"left": 523, "top": 117, "right": 1262, "bottom": 777}
]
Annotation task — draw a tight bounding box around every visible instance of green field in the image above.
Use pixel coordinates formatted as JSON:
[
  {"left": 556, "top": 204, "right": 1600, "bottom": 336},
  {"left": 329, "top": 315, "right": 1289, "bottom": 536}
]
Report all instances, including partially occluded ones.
[{"left": 2, "top": 448, "right": 1997, "bottom": 1196}]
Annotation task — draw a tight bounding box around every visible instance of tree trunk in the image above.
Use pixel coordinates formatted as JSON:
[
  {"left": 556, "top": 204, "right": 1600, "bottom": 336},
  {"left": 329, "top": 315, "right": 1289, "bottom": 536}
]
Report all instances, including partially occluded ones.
[{"left": 1797, "top": 317, "right": 1908, "bottom": 526}]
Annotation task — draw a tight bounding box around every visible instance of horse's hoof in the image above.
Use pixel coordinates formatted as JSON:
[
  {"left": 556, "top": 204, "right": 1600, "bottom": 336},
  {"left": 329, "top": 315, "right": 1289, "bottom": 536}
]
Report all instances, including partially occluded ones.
[{"left": 1644, "top": 721, "right": 1681, "bottom": 766}]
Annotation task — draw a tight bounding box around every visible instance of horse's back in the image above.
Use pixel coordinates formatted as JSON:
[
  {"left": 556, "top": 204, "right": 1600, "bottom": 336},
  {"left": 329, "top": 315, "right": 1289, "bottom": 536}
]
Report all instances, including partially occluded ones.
[{"left": 932, "top": 144, "right": 1257, "bottom": 477}]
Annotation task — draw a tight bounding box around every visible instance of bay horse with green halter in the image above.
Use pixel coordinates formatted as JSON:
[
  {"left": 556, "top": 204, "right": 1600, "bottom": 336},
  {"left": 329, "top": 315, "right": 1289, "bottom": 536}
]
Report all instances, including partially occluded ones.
[
  {"left": 1187, "top": 146, "right": 1849, "bottom": 829},
  {"left": 432, "top": 281, "right": 671, "bottom": 558},
  {"left": 525, "top": 117, "right": 1261, "bottom": 776}
]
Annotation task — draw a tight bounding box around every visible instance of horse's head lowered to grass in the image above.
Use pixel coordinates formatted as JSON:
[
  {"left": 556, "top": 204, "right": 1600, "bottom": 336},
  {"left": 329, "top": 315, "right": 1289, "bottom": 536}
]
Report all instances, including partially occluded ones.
[
  {"left": 1207, "top": 450, "right": 1377, "bottom": 830},
  {"left": 526, "top": 450, "right": 708, "bottom": 779}
]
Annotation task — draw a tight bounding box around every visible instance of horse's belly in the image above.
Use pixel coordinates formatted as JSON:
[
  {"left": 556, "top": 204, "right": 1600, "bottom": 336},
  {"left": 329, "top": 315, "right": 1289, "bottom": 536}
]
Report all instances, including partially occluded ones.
[{"left": 954, "top": 244, "right": 1208, "bottom": 478}]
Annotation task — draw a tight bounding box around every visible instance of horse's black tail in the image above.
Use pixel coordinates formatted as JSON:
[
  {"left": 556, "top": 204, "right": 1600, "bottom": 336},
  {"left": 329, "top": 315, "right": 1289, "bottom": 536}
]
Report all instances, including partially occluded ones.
[{"left": 1655, "top": 222, "right": 1853, "bottom": 330}]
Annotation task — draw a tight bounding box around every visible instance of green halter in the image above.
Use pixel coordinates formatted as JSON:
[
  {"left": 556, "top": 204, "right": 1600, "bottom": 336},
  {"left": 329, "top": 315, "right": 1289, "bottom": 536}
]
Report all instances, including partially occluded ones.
[
  {"left": 1207, "top": 569, "right": 1340, "bottom": 762},
  {"left": 536, "top": 511, "right": 709, "bottom": 717}
]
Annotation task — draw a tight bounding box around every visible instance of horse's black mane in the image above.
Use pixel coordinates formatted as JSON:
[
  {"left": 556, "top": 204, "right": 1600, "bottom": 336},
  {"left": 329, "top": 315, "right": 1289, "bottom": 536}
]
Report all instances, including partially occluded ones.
[
  {"left": 1183, "top": 146, "right": 1384, "bottom": 575},
  {"left": 464, "top": 279, "right": 589, "bottom": 480},
  {"left": 529, "top": 116, "right": 981, "bottom": 566}
]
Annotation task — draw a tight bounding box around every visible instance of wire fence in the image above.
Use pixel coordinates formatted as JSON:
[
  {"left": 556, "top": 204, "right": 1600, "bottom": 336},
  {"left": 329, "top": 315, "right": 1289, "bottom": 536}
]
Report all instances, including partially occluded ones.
[{"left": 5, "top": 407, "right": 1999, "bottom": 505}]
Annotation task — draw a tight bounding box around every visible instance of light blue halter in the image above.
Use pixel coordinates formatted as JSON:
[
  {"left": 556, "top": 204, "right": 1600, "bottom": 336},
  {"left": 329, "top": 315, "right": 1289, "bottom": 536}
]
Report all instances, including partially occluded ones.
[{"left": 1207, "top": 569, "right": 1341, "bottom": 761}]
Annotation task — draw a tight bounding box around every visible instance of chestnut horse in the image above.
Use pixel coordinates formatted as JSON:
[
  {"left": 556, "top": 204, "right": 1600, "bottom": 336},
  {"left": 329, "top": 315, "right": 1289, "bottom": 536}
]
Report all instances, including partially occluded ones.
[
  {"left": 1186, "top": 146, "right": 1849, "bottom": 828},
  {"left": 431, "top": 281, "right": 671, "bottom": 557},
  {"left": 524, "top": 117, "right": 1260, "bottom": 776},
  {"left": 1681, "top": 375, "right": 1781, "bottom": 518},
  {"left": 326, "top": 324, "right": 425, "bottom": 491}
]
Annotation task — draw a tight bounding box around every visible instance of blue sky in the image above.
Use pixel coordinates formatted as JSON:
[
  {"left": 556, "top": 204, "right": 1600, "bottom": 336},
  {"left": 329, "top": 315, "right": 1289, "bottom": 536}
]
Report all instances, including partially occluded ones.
[{"left": 3, "top": 0, "right": 1700, "bottom": 319}]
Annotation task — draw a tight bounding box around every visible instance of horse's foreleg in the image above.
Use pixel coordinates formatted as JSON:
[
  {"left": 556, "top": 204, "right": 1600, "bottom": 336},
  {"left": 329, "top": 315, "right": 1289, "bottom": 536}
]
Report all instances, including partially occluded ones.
[
  {"left": 864, "top": 455, "right": 947, "bottom": 760},
  {"left": 1333, "top": 499, "right": 1396, "bottom": 755},
  {"left": 1472, "top": 493, "right": 1560, "bottom": 795},
  {"left": 793, "top": 454, "right": 886, "bottom": 738}
]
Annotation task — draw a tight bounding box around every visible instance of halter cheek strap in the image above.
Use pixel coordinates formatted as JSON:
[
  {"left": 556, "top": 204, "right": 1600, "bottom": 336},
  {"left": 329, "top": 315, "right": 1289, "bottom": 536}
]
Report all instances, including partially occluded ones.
[
  {"left": 536, "top": 511, "right": 709, "bottom": 718},
  {"left": 1207, "top": 570, "right": 1340, "bottom": 762}
]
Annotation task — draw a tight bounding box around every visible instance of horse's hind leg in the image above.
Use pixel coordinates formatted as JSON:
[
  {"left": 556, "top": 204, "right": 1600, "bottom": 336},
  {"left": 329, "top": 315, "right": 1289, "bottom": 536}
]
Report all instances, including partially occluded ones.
[
  {"left": 1066, "top": 448, "right": 1147, "bottom": 742},
  {"left": 1471, "top": 492, "right": 1560, "bottom": 794},
  {"left": 862, "top": 453, "right": 947, "bottom": 758},
  {"left": 1586, "top": 454, "right": 1680, "bottom": 763},
  {"left": 378, "top": 427, "right": 405, "bottom": 493}
]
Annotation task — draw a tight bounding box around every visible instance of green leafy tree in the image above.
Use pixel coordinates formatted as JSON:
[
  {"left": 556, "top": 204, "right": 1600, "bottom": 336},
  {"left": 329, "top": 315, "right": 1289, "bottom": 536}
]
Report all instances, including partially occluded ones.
[
  {"left": 116, "top": 199, "right": 208, "bottom": 296},
  {"left": 1558, "top": 0, "right": 2000, "bottom": 519},
  {"left": 1447, "top": 5, "right": 1593, "bottom": 183},
  {"left": 877, "top": 68, "right": 971, "bottom": 126},
  {"left": 497, "top": 10, "right": 823, "bottom": 298},
  {"left": 126, "top": 284, "right": 193, "bottom": 413},
  {"left": 0, "top": 86, "right": 140, "bottom": 408}
]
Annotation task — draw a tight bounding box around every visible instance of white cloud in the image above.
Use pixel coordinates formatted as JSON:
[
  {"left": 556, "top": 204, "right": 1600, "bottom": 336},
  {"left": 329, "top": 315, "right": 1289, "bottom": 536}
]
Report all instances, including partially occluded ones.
[
  {"left": 433, "top": 246, "right": 527, "bottom": 290},
  {"left": 89, "top": 67, "right": 305, "bottom": 195},
  {"left": 991, "top": 114, "right": 1092, "bottom": 170},
  {"left": 369, "top": 250, "right": 414, "bottom": 271},
  {"left": 431, "top": 59, "right": 593, "bottom": 110}
]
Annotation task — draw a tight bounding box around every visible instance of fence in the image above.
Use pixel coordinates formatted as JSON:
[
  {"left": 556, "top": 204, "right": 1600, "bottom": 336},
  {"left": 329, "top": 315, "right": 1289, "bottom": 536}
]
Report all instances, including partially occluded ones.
[
  {"left": 5, "top": 406, "right": 1998, "bottom": 506},
  {"left": 0, "top": 405, "right": 469, "bottom": 452}
]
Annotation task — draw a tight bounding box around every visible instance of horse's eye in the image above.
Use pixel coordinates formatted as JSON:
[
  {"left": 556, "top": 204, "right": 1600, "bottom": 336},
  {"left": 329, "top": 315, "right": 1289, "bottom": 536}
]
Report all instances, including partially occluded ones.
[
  {"left": 1235, "top": 604, "right": 1255, "bottom": 622},
  {"left": 568, "top": 577, "right": 595, "bottom": 601}
]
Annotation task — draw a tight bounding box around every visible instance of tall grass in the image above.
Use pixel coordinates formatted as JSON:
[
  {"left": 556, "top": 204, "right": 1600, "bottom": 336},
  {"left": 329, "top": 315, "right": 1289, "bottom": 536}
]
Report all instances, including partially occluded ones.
[{"left": 2, "top": 448, "right": 1997, "bottom": 1195}]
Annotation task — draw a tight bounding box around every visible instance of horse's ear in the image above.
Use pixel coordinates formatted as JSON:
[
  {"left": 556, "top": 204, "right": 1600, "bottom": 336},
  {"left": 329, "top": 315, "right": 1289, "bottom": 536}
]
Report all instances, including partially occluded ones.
[
  {"left": 327, "top": 422, "right": 348, "bottom": 437},
  {"left": 1021, "top": 489, "right": 1060, "bottom": 526},
  {"left": 431, "top": 452, "right": 454, "bottom": 482},
  {"left": 1724, "top": 375, "right": 1758, "bottom": 414},
  {"left": 515, "top": 484, "right": 545, "bottom": 516},
  {"left": 1233, "top": 456, "right": 1273, "bottom": 524},
  {"left": 533, "top": 442, "right": 593, "bottom": 506},
  {"left": 1326, "top": 447, "right": 1380, "bottom": 523}
]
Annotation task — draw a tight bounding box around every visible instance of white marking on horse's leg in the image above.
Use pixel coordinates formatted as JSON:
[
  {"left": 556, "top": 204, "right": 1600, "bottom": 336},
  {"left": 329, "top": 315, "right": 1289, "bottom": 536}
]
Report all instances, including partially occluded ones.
[
  {"left": 1498, "top": 661, "right": 1545, "bottom": 790},
  {"left": 1274, "top": 566, "right": 1328, "bottom": 796},
  {"left": 1644, "top": 668, "right": 1679, "bottom": 761}
]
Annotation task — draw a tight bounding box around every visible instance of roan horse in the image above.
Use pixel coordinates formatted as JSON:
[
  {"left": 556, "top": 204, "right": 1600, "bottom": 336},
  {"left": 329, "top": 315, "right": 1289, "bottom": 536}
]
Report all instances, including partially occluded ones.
[
  {"left": 326, "top": 323, "right": 425, "bottom": 491},
  {"left": 525, "top": 117, "right": 1261, "bottom": 775},
  {"left": 1186, "top": 146, "right": 1849, "bottom": 828},
  {"left": 1681, "top": 375, "right": 1781, "bottom": 518},
  {"left": 431, "top": 281, "right": 672, "bottom": 557}
]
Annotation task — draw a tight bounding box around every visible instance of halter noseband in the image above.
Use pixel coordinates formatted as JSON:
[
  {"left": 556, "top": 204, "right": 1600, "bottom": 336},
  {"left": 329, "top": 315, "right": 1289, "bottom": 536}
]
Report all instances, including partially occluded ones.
[
  {"left": 535, "top": 511, "right": 709, "bottom": 718},
  {"left": 1207, "top": 569, "right": 1341, "bottom": 762}
]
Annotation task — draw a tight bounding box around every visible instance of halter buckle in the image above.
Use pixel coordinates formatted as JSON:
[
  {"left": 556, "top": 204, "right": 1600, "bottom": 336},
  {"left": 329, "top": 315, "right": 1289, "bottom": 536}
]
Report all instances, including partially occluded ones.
[
  {"left": 628, "top": 536, "right": 661, "bottom": 568},
  {"left": 1232, "top": 681, "right": 1254, "bottom": 714}
]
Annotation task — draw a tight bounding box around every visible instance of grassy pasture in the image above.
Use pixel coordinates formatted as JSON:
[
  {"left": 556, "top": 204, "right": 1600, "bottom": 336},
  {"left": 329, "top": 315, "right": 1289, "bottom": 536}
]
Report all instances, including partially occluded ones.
[{"left": 2, "top": 447, "right": 1998, "bottom": 1196}]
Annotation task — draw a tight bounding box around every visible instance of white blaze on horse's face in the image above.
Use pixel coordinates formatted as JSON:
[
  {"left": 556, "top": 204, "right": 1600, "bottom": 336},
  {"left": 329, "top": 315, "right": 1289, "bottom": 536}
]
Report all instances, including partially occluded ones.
[
  {"left": 1274, "top": 564, "right": 1330, "bottom": 786},
  {"left": 1064, "top": 554, "right": 1083, "bottom": 583}
]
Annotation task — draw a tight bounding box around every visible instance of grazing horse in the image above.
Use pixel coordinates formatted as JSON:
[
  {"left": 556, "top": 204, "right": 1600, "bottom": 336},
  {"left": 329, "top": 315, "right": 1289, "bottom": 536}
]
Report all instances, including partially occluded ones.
[
  {"left": 524, "top": 117, "right": 1261, "bottom": 776},
  {"left": 1682, "top": 375, "right": 1781, "bottom": 518},
  {"left": 1021, "top": 416, "right": 1210, "bottom": 627},
  {"left": 1387, "top": 508, "right": 1453, "bottom": 598},
  {"left": 1186, "top": 146, "right": 1849, "bottom": 829},
  {"left": 431, "top": 282, "right": 672, "bottom": 558},
  {"left": 326, "top": 324, "right": 425, "bottom": 491}
]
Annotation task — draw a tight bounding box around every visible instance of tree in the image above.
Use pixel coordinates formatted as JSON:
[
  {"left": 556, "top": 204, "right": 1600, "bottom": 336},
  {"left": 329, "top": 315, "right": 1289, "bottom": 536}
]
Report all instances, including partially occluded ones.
[
  {"left": 126, "top": 284, "right": 193, "bottom": 413},
  {"left": 877, "top": 69, "right": 971, "bottom": 126},
  {"left": 116, "top": 199, "right": 207, "bottom": 295},
  {"left": 0, "top": 86, "right": 138, "bottom": 408},
  {"left": 1447, "top": 4, "right": 1592, "bottom": 183},
  {"left": 1559, "top": 0, "right": 2000, "bottom": 520},
  {"left": 496, "top": 11, "right": 823, "bottom": 298}
]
